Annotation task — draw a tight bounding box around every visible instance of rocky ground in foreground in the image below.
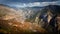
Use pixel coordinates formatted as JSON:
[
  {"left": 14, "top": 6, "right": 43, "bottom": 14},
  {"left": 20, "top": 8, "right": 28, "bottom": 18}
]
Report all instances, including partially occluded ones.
[{"left": 0, "top": 19, "right": 48, "bottom": 34}]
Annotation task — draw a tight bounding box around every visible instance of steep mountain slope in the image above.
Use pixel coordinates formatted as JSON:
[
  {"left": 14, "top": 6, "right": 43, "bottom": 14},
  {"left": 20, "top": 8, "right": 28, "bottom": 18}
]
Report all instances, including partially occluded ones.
[
  {"left": 35, "top": 5, "right": 60, "bottom": 33},
  {"left": 0, "top": 4, "right": 47, "bottom": 34},
  {"left": 0, "top": 4, "right": 60, "bottom": 34}
]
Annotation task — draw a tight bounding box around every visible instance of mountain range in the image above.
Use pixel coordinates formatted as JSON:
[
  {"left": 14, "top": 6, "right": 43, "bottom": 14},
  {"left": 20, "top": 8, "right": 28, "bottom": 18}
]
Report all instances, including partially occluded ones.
[{"left": 0, "top": 4, "right": 60, "bottom": 34}]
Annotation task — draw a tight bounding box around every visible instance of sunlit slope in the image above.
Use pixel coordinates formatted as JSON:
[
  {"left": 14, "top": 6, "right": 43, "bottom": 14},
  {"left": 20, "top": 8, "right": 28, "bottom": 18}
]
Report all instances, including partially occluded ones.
[
  {"left": 0, "top": 5, "right": 47, "bottom": 34},
  {"left": 0, "top": 5, "right": 17, "bottom": 20}
]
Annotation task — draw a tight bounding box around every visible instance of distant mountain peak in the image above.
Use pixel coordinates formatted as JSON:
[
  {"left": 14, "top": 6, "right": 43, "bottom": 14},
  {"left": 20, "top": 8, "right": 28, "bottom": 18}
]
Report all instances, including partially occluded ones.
[
  {"left": 0, "top": 4, "right": 10, "bottom": 7},
  {"left": 41, "top": 5, "right": 60, "bottom": 14}
]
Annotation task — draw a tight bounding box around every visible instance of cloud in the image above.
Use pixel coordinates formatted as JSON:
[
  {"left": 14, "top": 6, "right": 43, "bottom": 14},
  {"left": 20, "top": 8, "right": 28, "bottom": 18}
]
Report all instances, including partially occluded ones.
[
  {"left": 0, "top": 0, "right": 60, "bottom": 8},
  {"left": 6, "top": 1, "right": 60, "bottom": 8},
  {"left": 0, "top": 0, "right": 59, "bottom": 3}
]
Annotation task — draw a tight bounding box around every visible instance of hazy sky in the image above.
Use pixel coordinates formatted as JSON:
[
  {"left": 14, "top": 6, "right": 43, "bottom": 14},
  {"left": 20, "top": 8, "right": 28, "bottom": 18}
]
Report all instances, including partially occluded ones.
[{"left": 0, "top": 0, "right": 60, "bottom": 8}]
